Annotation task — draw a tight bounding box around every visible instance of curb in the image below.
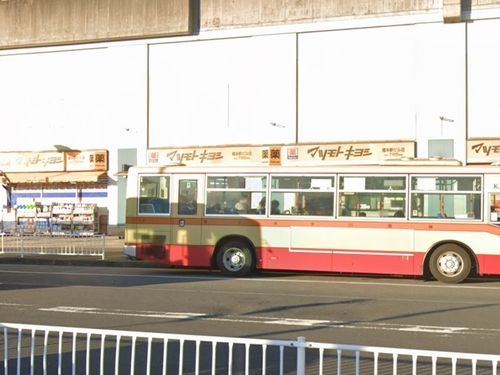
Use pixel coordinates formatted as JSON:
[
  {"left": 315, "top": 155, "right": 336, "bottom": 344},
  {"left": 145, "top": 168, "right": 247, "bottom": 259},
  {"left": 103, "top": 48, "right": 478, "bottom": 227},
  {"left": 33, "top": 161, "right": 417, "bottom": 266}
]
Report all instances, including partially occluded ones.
[{"left": 0, "top": 256, "right": 165, "bottom": 268}]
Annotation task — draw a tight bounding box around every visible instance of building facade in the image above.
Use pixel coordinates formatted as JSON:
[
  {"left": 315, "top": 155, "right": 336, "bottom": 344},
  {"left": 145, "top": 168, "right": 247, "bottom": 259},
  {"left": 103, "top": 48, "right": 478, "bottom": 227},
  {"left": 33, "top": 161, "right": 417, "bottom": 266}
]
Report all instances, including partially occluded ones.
[{"left": 0, "top": 0, "right": 499, "bottom": 231}]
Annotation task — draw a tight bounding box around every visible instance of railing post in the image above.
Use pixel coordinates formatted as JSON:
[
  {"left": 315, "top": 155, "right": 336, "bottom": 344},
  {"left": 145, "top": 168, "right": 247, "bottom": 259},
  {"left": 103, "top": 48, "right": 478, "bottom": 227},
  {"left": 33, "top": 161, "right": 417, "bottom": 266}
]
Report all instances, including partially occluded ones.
[
  {"left": 296, "top": 336, "right": 306, "bottom": 375},
  {"left": 101, "top": 234, "right": 106, "bottom": 260},
  {"left": 20, "top": 229, "right": 24, "bottom": 259}
]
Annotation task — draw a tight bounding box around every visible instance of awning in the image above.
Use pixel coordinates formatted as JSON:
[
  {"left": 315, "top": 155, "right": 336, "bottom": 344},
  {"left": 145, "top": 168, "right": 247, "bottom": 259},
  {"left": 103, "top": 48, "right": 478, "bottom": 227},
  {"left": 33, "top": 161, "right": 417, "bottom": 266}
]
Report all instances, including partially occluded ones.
[
  {"left": 6, "top": 171, "right": 108, "bottom": 184},
  {"left": 48, "top": 171, "right": 107, "bottom": 183},
  {"left": 7, "top": 172, "right": 61, "bottom": 184}
]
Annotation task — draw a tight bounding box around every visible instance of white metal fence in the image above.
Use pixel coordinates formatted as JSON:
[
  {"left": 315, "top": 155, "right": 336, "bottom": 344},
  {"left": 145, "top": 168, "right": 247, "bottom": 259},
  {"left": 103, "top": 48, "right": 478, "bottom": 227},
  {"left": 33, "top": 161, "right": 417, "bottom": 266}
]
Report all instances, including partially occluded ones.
[
  {"left": 0, "top": 233, "right": 105, "bottom": 260},
  {"left": 1, "top": 322, "right": 500, "bottom": 375}
]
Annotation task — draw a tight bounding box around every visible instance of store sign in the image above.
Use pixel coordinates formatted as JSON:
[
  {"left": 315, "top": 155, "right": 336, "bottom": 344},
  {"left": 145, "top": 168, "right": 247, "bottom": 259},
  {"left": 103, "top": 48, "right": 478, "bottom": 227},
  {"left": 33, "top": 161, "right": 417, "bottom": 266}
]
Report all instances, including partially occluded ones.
[
  {"left": 468, "top": 139, "right": 500, "bottom": 163},
  {"left": 0, "top": 150, "right": 108, "bottom": 172},
  {"left": 147, "top": 146, "right": 260, "bottom": 165},
  {"left": 66, "top": 150, "right": 108, "bottom": 171},
  {"left": 0, "top": 152, "right": 64, "bottom": 172},
  {"left": 147, "top": 141, "right": 415, "bottom": 166},
  {"left": 282, "top": 142, "right": 413, "bottom": 164}
]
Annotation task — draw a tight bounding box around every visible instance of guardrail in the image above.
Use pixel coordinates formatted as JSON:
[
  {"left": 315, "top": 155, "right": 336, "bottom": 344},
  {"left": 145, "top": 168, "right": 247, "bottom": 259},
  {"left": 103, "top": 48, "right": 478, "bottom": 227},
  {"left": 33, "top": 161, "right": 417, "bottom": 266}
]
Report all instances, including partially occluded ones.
[
  {"left": 0, "top": 232, "right": 105, "bottom": 260},
  {"left": 1, "top": 322, "right": 500, "bottom": 374}
]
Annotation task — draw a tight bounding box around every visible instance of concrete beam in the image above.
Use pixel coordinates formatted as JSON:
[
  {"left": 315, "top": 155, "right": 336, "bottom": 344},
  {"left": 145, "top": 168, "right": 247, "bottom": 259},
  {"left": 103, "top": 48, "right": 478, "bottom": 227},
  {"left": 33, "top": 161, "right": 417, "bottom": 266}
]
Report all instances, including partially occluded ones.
[
  {"left": 200, "top": 0, "right": 442, "bottom": 30},
  {"left": 443, "top": 0, "right": 462, "bottom": 22},
  {"left": 0, "top": 0, "right": 193, "bottom": 49}
]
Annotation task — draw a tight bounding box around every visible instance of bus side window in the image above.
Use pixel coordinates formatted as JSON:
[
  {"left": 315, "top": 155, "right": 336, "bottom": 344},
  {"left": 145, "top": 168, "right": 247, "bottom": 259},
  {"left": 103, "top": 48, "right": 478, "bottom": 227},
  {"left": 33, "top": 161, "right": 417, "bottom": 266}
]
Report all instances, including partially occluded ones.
[{"left": 139, "top": 175, "right": 170, "bottom": 215}]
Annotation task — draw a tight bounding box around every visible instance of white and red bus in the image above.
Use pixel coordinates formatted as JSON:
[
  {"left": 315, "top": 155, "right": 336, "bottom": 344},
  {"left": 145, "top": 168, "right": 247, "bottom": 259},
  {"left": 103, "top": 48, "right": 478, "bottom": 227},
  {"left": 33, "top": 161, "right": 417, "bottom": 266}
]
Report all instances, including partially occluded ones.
[{"left": 123, "top": 162, "right": 500, "bottom": 283}]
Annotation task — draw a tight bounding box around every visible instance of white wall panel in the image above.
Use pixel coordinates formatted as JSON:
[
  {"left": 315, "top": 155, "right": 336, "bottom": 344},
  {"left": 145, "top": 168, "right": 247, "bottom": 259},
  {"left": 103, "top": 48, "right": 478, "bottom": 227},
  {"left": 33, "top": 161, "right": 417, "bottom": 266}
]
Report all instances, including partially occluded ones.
[
  {"left": 0, "top": 46, "right": 147, "bottom": 153},
  {"left": 298, "top": 26, "right": 416, "bottom": 143},
  {"left": 298, "top": 23, "right": 466, "bottom": 161},
  {"left": 148, "top": 34, "right": 296, "bottom": 147},
  {"left": 0, "top": 48, "right": 111, "bottom": 150},
  {"left": 413, "top": 23, "right": 466, "bottom": 160},
  {"left": 468, "top": 19, "right": 500, "bottom": 138}
]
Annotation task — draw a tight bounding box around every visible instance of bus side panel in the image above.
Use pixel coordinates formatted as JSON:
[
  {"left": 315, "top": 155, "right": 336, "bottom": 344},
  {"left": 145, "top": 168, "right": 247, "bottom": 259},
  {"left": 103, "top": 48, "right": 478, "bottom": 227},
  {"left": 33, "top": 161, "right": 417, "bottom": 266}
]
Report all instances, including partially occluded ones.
[
  {"left": 168, "top": 244, "right": 213, "bottom": 267},
  {"left": 133, "top": 223, "right": 172, "bottom": 263},
  {"left": 135, "top": 243, "right": 169, "bottom": 263},
  {"left": 257, "top": 226, "right": 331, "bottom": 272},
  {"left": 294, "top": 226, "right": 417, "bottom": 275},
  {"left": 134, "top": 243, "right": 213, "bottom": 267},
  {"left": 480, "top": 226, "right": 500, "bottom": 275},
  {"left": 331, "top": 251, "right": 421, "bottom": 275},
  {"left": 259, "top": 247, "right": 333, "bottom": 272},
  {"left": 478, "top": 254, "right": 500, "bottom": 275}
]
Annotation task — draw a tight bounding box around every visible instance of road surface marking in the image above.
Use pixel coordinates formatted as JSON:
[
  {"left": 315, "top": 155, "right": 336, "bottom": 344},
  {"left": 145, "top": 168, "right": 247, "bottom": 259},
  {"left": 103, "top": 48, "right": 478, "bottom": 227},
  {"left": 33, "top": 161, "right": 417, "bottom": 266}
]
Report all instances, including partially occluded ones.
[
  {"left": 36, "top": 305, "right": 500, "bottom": 337},
  {"left": 40, "top": 306, "right": 207, "bottom": 320},
  {"left": 0, "top": 302, "right": 33, "bottom": 307}
]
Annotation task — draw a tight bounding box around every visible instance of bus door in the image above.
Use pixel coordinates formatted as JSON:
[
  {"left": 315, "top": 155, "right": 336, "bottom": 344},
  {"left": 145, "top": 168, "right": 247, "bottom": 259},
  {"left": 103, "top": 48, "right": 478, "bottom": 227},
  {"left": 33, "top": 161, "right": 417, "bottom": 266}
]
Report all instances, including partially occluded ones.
[
  {"left": 489, "top": 193, "right": 500, "bottom": 225},
  {"left": 171, "top": 174, "right": 206, "bottom": 266},
  {"left": 485, "top": 175, "right": 500, "bottom": 226},
  {"left": 134, "top": 174, "right": 171, "bottom": 261}
]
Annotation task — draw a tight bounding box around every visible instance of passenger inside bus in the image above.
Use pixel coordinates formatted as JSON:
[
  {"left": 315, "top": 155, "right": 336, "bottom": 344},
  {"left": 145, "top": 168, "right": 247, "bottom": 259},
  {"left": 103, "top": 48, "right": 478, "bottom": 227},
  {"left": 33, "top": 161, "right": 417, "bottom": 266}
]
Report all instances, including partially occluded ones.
[
  {"left": 234, "top": 196, "right": 250, "bottom": 214},
  {"left": 271, "top": 200, "right": 280, "bottom": 215},
  {"left": 393, "top": 210, "right": 405, "bottom": 217},
  {"left": 179, "top": 194, "right": 197, "bottom": 215}
]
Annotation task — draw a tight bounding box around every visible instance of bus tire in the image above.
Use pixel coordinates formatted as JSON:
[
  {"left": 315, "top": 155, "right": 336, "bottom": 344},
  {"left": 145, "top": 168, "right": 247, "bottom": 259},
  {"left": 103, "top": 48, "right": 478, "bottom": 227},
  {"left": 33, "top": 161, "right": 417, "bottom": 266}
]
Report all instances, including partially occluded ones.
[
  {"left": 216, "top": 240, "right": 255, "bottom": 276},
  {"left": 429, "top": 244, "right": 471, "bottom": 283}
]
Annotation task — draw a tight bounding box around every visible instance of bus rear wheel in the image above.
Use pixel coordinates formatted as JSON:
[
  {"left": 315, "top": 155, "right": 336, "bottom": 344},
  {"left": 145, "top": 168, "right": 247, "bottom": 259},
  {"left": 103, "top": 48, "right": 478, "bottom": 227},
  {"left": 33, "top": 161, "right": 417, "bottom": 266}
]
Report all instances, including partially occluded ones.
[
  {"left": 216, "top": 240, "right": 255, "bottom": 276},
  {"left": 429, "top": 244, "right": 471, "bottom": 283}
]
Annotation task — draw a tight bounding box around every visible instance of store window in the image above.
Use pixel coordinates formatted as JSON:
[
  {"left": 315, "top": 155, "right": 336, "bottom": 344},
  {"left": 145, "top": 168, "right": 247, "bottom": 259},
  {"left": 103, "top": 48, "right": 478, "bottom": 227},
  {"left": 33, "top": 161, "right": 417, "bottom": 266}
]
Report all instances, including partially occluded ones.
[
  {"left": 410, "top": 176, "right": 481, "bottom": 220},
  {"left": 138, "top": 175, "right": 170, "bottom": 215},
  {"left": 206, "top": 175, "right": 267, "bottom": 215},
  {"left": 270, "top": 176, "right": 335, "bottom": 216},
  {"left": 339, "top": 176, "right": 406, "bottom": 218}
]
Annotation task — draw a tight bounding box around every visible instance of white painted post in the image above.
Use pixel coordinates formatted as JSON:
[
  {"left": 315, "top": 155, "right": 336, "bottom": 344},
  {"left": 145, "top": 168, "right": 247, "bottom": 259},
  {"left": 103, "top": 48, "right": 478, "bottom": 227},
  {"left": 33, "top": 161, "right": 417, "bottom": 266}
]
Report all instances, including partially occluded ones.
[
  {"left": 296, "top": 337, "right": 306, "bottom": 375},
  {"left": 101, "top": 235, "right": 106, "bottom": 260},
  {"left": 20, "top": 231, "right": 24, "bottom": 259}
]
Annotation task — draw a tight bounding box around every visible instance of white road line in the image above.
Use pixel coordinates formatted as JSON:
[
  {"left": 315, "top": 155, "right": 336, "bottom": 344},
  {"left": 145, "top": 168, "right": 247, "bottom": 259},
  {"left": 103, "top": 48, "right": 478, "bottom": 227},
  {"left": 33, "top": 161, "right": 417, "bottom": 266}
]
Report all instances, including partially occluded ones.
[
  {"left": 2, "top": 268, "right": 500, "bottom": 290},
  {"left": 39, "top": 306, "right": 208, "bottom": 320},
  {"left": 0, "top": 302, "right": 33, "bottom": 307},
  {"left": 36, "top": 305, "right": 500, "bottom": 337}
]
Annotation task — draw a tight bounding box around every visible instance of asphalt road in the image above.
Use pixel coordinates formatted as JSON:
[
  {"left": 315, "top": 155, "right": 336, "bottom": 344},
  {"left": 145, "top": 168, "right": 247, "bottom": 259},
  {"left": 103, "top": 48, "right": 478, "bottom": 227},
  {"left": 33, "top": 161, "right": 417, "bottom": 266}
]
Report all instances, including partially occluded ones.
[{"left": 1, "top": 264, "right": 500, "bottom": 357}]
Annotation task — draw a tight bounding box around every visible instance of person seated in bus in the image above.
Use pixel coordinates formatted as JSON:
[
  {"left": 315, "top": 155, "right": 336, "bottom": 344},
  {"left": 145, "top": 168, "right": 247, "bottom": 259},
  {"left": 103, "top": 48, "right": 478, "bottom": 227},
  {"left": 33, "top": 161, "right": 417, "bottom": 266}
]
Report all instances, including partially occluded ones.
[
  {"left": 271, "top": 200, "right": 280, "bottom": 215},
  {"left": 393, "top": 210, "right": 405, "bottom": 217},
  {"left": 234, "top": 196, "right": 250, "bottom": 214},
  {"left": 206, "top": 203, "right": 222, "bottom": 214},
  {"left": 179, "top": 194, "right": 196, "bottom": 215},
  {"left": 255, "top": 197, "right": 266, "bottom": 215},
  {"left": 358, "top": 211, "right": 366, "bottom": 217}
]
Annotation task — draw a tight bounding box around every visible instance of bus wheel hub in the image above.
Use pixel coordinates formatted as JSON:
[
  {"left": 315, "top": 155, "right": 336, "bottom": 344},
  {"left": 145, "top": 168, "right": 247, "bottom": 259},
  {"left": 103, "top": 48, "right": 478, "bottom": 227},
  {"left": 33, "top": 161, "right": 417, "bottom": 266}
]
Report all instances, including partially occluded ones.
[
  {"left": 230, "top": 254, "right": 242, "bottom": 265},
  {"left": 439, "top": 254, "right": 460, "bottom": 274}
]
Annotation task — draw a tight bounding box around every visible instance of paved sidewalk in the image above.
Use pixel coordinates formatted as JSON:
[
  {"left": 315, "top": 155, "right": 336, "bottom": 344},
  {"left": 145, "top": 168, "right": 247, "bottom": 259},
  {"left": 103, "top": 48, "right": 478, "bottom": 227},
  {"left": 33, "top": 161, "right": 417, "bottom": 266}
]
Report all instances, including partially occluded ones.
[{"left": 0, "top": 236, "right": 163, "bottom": 268}]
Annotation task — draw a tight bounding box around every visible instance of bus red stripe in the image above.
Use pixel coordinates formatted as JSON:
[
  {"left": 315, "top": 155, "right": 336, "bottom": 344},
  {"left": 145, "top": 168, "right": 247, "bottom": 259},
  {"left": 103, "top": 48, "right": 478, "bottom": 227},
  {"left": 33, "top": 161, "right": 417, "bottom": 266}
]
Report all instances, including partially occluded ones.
[{"left": 127, "top": 216, "right": 500, "bottom": 234}]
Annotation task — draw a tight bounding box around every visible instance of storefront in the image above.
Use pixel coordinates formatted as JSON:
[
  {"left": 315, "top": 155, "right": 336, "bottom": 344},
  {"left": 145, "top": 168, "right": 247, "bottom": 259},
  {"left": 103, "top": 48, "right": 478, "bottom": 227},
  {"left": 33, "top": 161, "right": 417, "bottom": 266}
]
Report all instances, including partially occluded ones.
[{"left": 0, "top": 150, "right": 109, "bottom": 234}]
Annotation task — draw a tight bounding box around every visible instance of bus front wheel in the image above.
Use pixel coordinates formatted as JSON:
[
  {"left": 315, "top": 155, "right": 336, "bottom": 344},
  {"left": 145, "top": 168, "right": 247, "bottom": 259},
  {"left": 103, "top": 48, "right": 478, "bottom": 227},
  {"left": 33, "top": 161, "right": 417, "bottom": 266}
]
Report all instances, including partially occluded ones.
[
  {"left": 429, "top": 244, "right": 471, "bottom": 283},
  {"left": 216, "top": 241, "right": 255, "bottom": 276}
]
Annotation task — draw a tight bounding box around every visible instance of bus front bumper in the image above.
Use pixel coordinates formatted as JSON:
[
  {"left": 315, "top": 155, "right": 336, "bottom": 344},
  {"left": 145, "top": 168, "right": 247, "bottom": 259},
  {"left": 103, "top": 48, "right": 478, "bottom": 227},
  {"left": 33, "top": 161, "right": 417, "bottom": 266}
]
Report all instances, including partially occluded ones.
[{"left": 123, "top": 245, "right": 137, "bottom": 259}]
